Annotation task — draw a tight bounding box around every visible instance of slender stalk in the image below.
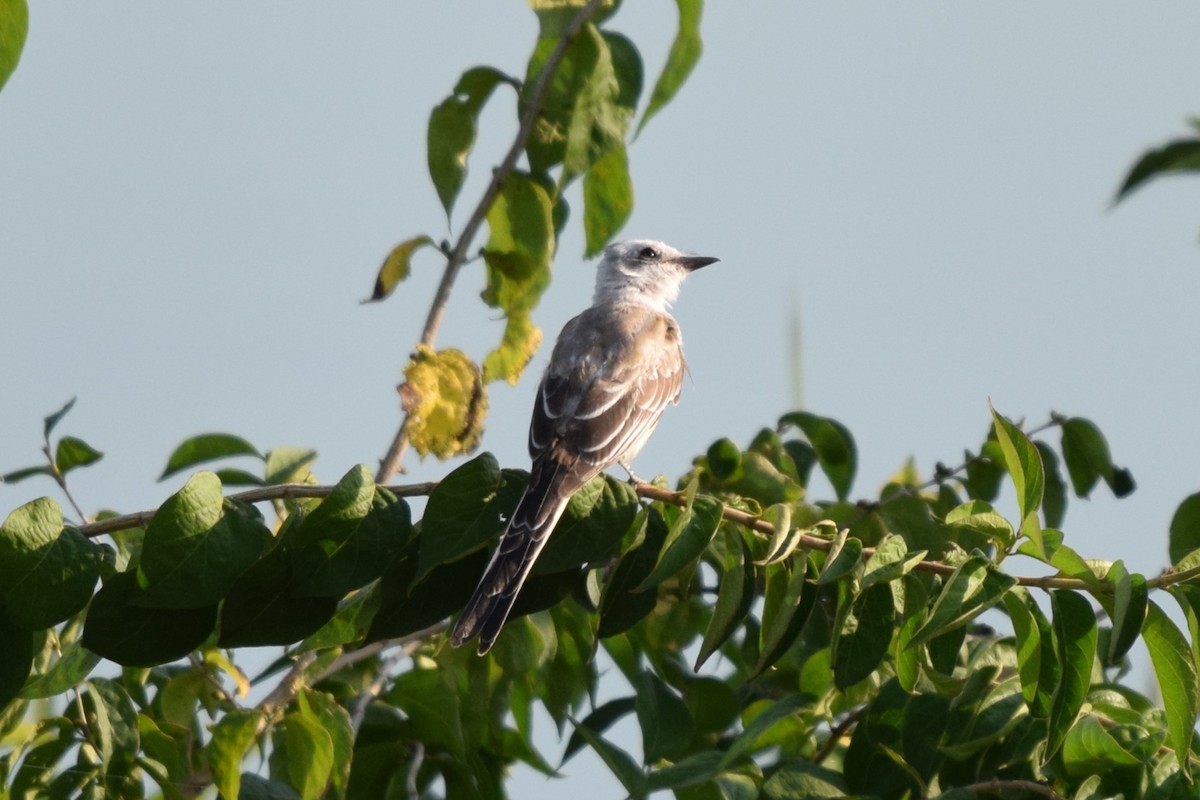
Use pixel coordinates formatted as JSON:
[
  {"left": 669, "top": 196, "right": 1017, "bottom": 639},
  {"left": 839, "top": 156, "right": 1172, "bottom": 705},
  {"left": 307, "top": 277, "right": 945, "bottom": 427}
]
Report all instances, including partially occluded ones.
[{"left": 375, "top": 0, "right": 608, "bottom": 484}]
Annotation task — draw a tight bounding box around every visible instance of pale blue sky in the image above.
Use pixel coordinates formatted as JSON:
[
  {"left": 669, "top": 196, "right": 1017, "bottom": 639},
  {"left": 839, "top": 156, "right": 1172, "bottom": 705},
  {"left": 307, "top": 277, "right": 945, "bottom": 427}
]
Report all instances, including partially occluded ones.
[{"left": 4, "top": 3, "right": 1200, "bottom": 797}]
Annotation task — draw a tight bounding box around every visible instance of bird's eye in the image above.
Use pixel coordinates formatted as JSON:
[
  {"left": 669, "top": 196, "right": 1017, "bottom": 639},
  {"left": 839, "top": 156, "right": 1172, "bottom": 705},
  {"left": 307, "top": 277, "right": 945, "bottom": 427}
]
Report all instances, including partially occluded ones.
[{"left": 639, "top": 247, "right": 659, "bottom": 260}]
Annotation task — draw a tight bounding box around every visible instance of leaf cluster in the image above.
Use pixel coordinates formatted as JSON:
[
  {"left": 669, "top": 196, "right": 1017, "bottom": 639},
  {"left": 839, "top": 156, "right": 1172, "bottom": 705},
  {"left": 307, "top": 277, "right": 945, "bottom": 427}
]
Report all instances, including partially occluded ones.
[{"left": 3, "top": 398, "right": 1199, "bottom": 799}]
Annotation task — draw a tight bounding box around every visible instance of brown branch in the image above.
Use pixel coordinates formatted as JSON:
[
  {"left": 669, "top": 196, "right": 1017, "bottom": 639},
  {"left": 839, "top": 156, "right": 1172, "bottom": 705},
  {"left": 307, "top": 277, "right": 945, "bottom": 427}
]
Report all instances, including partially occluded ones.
[
  {"left": 634, "top": 483, "right": 1132, "bottom": 592},
  {"left": 76, "top": 470, "right": 1196, "bottom": 597},
  {"left": 962, "top": 779, "right": 1064, "bottom": 799},
  {"left": 77, "top": 481, "right": 439, "bottom": 538},
  {"left": 375, "top": 0, "right": 609, "bottom": 485},
  {"left": 811, "top": 708, "right": 863, "bottom": 765}
]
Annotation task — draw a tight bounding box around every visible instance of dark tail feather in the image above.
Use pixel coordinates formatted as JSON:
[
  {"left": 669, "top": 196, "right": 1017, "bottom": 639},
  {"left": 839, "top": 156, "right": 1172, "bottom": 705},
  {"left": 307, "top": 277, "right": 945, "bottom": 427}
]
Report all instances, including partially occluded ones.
[{"left": 450, "top": 461, "right": 577, "bottom": 654}]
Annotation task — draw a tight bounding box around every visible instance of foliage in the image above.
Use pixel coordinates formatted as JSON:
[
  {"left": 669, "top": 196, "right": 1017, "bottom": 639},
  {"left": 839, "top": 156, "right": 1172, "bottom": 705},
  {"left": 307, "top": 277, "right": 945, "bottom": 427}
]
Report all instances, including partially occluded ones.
[
  {"left": 6, "top": 392, "right": 1200, "bottom": 799},
  {"left": 0, "top": 0, "right": 27, "bottom": 93},
  {"left": 4, "top": 3, "right": 1200, "bottom": 799}
]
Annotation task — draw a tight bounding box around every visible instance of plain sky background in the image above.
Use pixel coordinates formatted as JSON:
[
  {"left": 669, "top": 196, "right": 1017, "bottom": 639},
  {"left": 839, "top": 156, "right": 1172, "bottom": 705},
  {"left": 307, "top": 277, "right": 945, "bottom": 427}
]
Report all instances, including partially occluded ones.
[{"left": 4, "top": 3, "right": 1200, "bottom": 797}]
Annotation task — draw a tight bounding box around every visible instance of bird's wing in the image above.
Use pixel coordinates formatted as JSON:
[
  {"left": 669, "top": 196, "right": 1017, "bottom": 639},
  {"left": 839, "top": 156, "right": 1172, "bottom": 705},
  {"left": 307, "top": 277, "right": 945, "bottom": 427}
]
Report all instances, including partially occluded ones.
[{"left": 529, "top": 309, "right": 685, "bottom": 472}]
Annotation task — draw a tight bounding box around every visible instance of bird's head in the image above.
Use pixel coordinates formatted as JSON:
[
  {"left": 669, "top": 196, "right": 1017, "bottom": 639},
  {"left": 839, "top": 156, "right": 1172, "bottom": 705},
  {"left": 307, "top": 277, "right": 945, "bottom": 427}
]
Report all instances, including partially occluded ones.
[{"left": 592, "top": 239, "right": 719, "bottom": 311}]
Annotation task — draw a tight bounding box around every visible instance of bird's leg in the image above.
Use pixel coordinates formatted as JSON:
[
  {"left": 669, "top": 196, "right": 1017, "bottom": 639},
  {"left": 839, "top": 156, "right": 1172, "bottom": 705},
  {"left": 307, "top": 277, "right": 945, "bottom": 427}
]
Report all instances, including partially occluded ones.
[{"left": 618, "top": 460, "right": 648, "bottom": 487}]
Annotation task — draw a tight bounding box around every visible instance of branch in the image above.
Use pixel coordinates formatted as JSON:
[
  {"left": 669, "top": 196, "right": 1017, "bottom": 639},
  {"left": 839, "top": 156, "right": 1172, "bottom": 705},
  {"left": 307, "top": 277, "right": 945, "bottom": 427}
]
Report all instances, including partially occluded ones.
[
  {"left": 962, "top": 779, "right": 1064, "bottom": 799},
  {"left": 77, "top": 471, "right": 1195, "bottom": 596},
  {"left": 634, "top": 483, "right": 1134, "bottom": 592},
  {"left": 78, "top": 480, "right": 438, "bottom": 538},
  {"left": 375, "top": 0, "right": 608, "bottom": 485}
]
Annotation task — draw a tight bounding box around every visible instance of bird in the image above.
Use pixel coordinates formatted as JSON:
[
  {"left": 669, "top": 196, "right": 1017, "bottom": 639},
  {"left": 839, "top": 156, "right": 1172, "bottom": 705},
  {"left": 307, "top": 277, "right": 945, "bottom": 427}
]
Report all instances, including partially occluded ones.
[{"left": 449, "top": 239, "right": 719, "bottom": 654}]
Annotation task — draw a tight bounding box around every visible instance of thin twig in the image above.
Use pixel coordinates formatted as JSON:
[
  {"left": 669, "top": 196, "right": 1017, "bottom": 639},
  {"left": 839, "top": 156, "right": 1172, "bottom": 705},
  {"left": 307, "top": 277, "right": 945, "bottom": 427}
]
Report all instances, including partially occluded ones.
[
  {"left": 77, "top": 481, "right": 438, "bottom": 538},
  {"left": 634, "top": 483, "right": 1127, "bottom": 592},
  {"left": 811, "top": 708, "right": 863, "bottom": 765},
  {"left": 962, "top": 779, "right": 1064, "bottom": 799},
  {"left": 43, "top": 443, "right": 88, "bottom": 523},
  {"left": 255, "top": 651, "right": 318, "bottom": 723},
  {"left": 74, "top": 469, "right": 1195, "bottom": 595},
  {"left": 405, "top": 741, "right": 425, "bottom": 800},
  {"left": 375, "top": 0, "right": 608, "bottom": 485}
]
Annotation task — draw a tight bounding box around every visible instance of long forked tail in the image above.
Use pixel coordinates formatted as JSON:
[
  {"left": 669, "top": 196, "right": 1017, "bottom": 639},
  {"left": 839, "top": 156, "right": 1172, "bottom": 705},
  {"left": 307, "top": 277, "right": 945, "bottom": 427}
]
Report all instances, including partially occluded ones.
[{"left": 450, "top": 460, "right": 578, "bottom": 655}]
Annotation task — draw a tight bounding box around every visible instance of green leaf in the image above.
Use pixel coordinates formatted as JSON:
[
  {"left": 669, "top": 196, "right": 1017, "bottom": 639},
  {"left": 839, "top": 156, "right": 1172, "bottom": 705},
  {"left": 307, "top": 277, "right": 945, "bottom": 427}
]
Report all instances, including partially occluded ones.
[
  {"left": 1003, "top": 588, "right": 1057, "bottom": 718},
  {"left": 778, "top": 411, "right": 856, "bottom": 501},
  {"left": 833, "top": 582, "right": 895, "bottom": 690},
  {"left": 705, "top": 437, "right": 741, "bottom": 480},
  {"left": 944, "top": 500, "right": 1013, "bottom": 550},
  {"left": 524, "top": 23, "right": 627, "bottom": 180},
  {"left": 1115, "top": 136, "right": 1200, "bottom": 203},
  {"left": 159, "top": 433, "right": 262, "bottom": 481},
  {"left": 415, "top": 453, "right": 506, "bottom": 580},
  {"left": 989, "top": 405, "right": 1044, "bottom": 554},
  {"left": 962, "top": 446, "right": 1004, "bottom": 502},
  {"left": 635, "top": 494, "right": 721, "bottom": 591},
  {"left": 644, "top": 751, "right": 724, "bottom": 793},
  {"left": 428, "top": 99, "right": 477, "bottom": 218},
  {"left": 909, "top": 556, "right": 1016, "bottom": 647},
  {"left": 0, "top": 464, "right": 53, "bottom": 484},
  {"left": 1035, "top": 441, "right": 1067, "bottom": 529},
  {"left": 893, "top": 575, "right": 926, "bottom": 692},
  {"left": 137, "top": 471, "right": 270, "bottom": 608},
  {"left": 0, "top": 604, "right": 32, "bottom": 710},
  {"left": 719, "top": 694, "right": 806, "bottom": 770},
  {"left": 861, "top": 534, "right": 923, "bottom": 589},
  {"left": 82, "top": 571, "right": 217, "bottom": 666},
  {"left": 635, "top": 671, "right": 694, "bottom": 763},
  {"left": 19, "top": 637, "right": 100, "bottom": 699},
  {"left": 263, "top": 446, "right": 318, "bottom": 485},
  {"left": 816, "top": 529, "right": 861, "bottom": 585},
  {"left": 290, "top": 466, "right": 409, "bottom": 597},
  {"left": 760, "top": 759, "right": 847, "bottom": 799},
  {"left": 694, "top": 525, "right": 754, "bottom": 670},
  {"left": 636, "top": 0, "right": 704, "bottom": 136},
  {"left": 53, "top": 436, "right": 103, "bottom": 475},
  {"left": 1169, "top": 492, "right": 1200, "bottom": 564},
  {"left": 301, "top": 690, "right": 354, "bottom": 798},
  {"left": 217, "top": 545, "right": 338, "bottom": 648},
  {"left": 1060, "top": 714, "right": 1141, "bottom": 775},
  {"left": 85, "top": 678, "right": 140, "bottom": 773},
  {"left": 753, "top": 559, "right": 816, "bottom": 678},
  {"left": 1105, "top": 561, "right": 1147, "bottom": 665},
  {"left": 583, "top": 141, "right": 633, "bottom": 256},
  {"left": 1044, "top": 589, "right": 1098, "bottom": 760},
  {"left": 0, "top": 0, "right": 27, "bottom": 92},
  {"left": 1060, "top": 417, "right": 1133, "bottom": 499},
  {"left": 366, "top": 547, "right": 487, "bottom": 642},
  {"left": 42, "top": 396, "right": 75, "bottom": 440},
  {"left": 1144, "top": 600, "right": 1198, "bottom": 776},
  {"left": 208, "top": 709, "right": 263, "bottom": 800},
  {"left": 239, "top": 775, "right": 302, "bottom": 799},
  {"left": 566, "top": 715, "right": 648, "bottom": 797},
  {"left": 598, "top": 506, "right": 668, "bottom": 638},
  {"left": 562, "top": 697, "right": 636, "bottom": 764},
  {"left": 481, "top": 172, "right": 554, "bottom": 385},
  {"left": 387, "top": 668, "right": 466, "bottom": 759},
  {"left": 0, "top": 497, "right": 105, "bottom": 629},
  {"left": 283, "top": 705, "right": 334, "bottom": 800},
  {"left": 426, "top": 67, "right": 514, "bottom": 220},
  {"left": 538, "top": 474, "right": 639, "bottom": 573}
]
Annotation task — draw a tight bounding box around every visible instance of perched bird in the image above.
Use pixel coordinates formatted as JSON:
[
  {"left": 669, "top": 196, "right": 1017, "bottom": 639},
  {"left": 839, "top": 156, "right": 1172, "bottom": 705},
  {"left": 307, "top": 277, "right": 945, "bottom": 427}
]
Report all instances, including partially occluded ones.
[{"left": 450, "top": 239, "right": 718, "bottom": 654}]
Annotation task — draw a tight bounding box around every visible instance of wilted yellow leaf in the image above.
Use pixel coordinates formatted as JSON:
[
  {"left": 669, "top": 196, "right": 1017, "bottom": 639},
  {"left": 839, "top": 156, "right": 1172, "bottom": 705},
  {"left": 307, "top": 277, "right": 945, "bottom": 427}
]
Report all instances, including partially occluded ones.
[
  {"left": 483, "top": 312, "right": 543, "bottom": 385},
  {"left": 400, "top": 346, "right": 489, "bottom": 460}
]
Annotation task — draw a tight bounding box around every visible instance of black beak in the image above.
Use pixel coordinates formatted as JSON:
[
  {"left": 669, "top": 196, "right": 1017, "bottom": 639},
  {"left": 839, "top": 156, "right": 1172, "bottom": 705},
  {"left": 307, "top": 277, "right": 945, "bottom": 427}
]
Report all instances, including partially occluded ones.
[{"left": 679, "top": 255, "right": 720, "bottom": 272}]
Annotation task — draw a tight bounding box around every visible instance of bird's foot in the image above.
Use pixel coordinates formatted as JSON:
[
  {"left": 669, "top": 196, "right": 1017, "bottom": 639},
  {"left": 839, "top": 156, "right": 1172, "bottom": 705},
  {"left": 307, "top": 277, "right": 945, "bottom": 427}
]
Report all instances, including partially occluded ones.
[{"left": 619, "top": 461, "right": 648, "bottom": 486}]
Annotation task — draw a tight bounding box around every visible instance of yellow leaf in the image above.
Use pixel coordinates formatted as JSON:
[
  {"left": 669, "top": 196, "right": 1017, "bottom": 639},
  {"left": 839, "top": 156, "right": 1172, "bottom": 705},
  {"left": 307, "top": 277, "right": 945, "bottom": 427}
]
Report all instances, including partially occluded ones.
[
  {"left": 483, "top": 313, "right": 543, "bottom": 385},
  {"left": 401, "top": 346, "right": 489, "bottom": 460}
]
